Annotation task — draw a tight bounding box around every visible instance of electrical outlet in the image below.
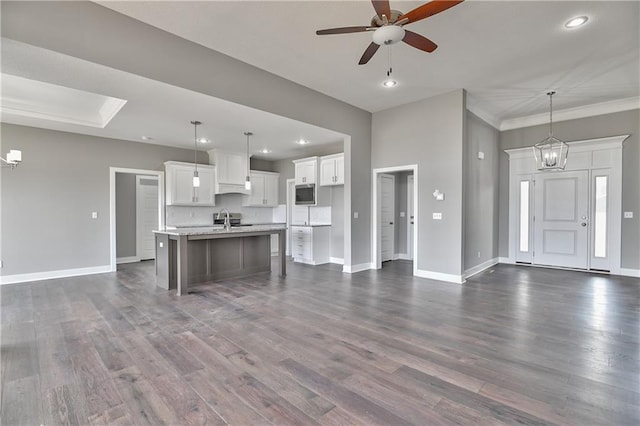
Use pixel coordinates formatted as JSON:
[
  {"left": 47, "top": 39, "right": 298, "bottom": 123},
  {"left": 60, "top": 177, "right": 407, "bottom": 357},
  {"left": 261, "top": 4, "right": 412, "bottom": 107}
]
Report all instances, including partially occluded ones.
[
  {"left": 624, "top": 211, "right": 633, "bottom": 219},
  {"left": 433, "top": 212, "right": 442, "bottom": 220},
  {"left": 477, "top": 251, "right": 481, "bottom": 258},
  {"left": 400, "top": 212, "right": 405, "bottom": 218},
  {"left": 354, "top": 212, "right": 359, "bottom": 219}
]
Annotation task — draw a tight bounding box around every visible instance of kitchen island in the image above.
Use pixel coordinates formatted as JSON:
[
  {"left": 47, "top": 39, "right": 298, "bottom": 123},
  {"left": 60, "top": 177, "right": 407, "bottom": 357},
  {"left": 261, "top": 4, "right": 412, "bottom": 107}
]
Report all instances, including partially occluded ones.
[{"left": 153, "top": 224, "right": 286, "bottom": 295}]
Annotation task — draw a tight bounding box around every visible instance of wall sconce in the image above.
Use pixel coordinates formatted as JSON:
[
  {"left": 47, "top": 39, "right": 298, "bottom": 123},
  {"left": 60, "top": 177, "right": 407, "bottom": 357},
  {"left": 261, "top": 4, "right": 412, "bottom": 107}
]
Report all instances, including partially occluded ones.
[
  {"left": 1, "top": 149, "right": 22, "bottom": 169},
  {"left": 433, "top": 189, "right": 444, "bottom": 201}
]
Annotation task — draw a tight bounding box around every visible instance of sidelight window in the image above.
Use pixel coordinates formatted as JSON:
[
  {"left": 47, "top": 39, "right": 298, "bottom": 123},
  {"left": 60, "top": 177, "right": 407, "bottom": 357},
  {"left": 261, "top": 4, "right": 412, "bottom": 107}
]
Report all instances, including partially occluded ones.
[
  {"left": 519, "top": 181, "right": 530, "bottom": 252},
  {"left": 594, "top": 176, "right": 608, "bottom": 258}
]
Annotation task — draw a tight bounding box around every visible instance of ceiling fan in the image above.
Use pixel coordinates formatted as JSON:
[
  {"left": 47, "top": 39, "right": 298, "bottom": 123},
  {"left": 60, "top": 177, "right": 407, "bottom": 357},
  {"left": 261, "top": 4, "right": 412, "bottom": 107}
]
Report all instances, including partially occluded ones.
[{"left": 316, "top": 0, "right": 464, "bottom": 65}]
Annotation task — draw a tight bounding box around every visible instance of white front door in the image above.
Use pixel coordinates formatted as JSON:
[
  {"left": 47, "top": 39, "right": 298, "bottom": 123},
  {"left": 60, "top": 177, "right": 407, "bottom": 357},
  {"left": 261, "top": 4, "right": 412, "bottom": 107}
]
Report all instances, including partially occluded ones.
[
  {"left": 136, "top": 176, "right": 159, "bottom": 260},
  {"left": 380, "top": 174, "right": 395, "bottom": 262},
  {"left": 533, "top": 170, "right": 589, "bottom": 269},
  {"left": 407, "top": 175, "right": 414, "bottom": 260}
]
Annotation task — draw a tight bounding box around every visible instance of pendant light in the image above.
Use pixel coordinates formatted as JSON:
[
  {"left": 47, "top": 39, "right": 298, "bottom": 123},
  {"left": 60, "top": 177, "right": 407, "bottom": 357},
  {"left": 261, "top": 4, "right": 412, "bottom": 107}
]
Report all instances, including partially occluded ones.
[
  {"left": 244, "top": 132, "right": 253, "bottom": 191},
  {"left": 191, "top": 120, "right": 202, "bottom": 188},
  {"left": 533, "top": 91, "right": 569, "bottom": 171},
  {"left": 190, "top": 120, "right": 202, "bottom": 187}
]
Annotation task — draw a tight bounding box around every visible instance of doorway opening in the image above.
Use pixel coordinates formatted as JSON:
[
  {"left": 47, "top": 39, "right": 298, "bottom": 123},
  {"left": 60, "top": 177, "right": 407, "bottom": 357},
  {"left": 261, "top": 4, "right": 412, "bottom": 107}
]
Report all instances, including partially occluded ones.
[
  {"left": 372, "top": 165, "right": 418, "bottom": 272},
  {"left": 109, "top": 167, "right": 165, "bottom": 272}
]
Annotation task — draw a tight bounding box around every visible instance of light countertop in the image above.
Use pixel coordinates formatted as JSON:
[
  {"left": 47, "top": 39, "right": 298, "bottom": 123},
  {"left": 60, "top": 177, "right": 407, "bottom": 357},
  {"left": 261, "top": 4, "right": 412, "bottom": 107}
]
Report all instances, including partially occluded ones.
[{"left": 154, "top": 223, "right": 286, "bottom": 236}]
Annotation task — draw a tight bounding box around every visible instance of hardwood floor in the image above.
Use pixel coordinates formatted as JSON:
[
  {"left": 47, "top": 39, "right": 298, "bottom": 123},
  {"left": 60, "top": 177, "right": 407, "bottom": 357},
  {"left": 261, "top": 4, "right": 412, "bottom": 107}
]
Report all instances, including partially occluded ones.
[{"left": 1, "top": 259, "right": 638, "bottom": 425}]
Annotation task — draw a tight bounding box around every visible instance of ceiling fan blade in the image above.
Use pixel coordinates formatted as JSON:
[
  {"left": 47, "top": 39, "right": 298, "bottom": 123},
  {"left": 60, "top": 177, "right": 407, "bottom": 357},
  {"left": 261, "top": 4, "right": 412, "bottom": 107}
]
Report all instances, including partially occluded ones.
[
  {"left": 359, "top": 42, "right": 380, "bottom": 65},
  {"left": 371, "top": 0, "right": 391, "bottom": 19},
  {"left": 402, "top": 30, "right": 438, "bottom": 53},
  {"left": 316, "top": 26, "right": 370, "bottom": 35},
  {"left": 399, "top": 0, "right": 464, "bottom": 25}
]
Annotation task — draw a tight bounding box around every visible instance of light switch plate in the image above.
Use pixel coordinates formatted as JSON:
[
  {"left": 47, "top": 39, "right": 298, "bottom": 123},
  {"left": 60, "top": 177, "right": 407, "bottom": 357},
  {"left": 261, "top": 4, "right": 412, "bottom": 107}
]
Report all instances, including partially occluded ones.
[
  {"left": 159, "top": 242, "right": 164, "bottom": 248},
  {"left": 478, "top": 151, "right": 485, "bottom": 160},
  {"left": 91, "top": 212, "right": 98, "bottom": 219},
  {"left": 400, "top": 212, "right": 405, "bottom": 218},
  {"left": 354, "top": 212, "right": 359, "bottom": 219},
  {"left": 624, "top": 211, "right": 633, "bottom": 218},
  {"left": 433, "top": 212, "right": 442, "bottom": 220}
]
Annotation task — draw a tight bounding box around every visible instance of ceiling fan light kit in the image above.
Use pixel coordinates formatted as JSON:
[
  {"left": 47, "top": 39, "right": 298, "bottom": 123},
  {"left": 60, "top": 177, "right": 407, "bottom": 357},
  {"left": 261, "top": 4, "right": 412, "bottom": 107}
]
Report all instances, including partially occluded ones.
[{"left": 316, "top": 0, "right": 464, "bottom": 64}]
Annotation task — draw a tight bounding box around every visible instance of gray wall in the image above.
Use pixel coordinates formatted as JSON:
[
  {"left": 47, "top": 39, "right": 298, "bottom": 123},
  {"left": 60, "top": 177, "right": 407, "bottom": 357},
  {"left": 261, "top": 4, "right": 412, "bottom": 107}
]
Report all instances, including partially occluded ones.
[
  {"left": 2, "top": 1, "right": 372, "bottom": 268},
  {"left": 499, "top": 109, "right": 640, "bottom": 270},
  {"left": 250, "top": 158, "right": 275, "bottom": 172},
  {"left": 272, "top": 159, "right": 295, "bottom": 205},
  {"left": 331, "top": 186, "right": 344, "bottom": 259},
  {"left": 115, "top": 173, "right": 136, "bottom": 258},
  {"left": 372, "top": 90, "right": 466, "bottom": 276},
  {"left": 464, "top": 111, "right": 500, "bottom": 271},
  {"left": 0, "top": 124, "right": 205, "bottom": 276}
]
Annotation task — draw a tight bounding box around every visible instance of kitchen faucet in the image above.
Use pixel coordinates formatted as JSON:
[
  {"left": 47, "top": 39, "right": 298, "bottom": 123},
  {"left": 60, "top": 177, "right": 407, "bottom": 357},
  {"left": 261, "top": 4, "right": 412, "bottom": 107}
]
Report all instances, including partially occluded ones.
[{"left": 216, "top": 208, "right": 231, "bottom": 230}]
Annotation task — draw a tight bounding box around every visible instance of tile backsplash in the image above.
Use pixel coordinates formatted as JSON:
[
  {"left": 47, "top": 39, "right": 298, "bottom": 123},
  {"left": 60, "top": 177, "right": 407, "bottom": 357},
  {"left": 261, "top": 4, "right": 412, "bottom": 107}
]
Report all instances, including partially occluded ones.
[{"left": 166, "top": 193, "right": 276, "bottom": 227}]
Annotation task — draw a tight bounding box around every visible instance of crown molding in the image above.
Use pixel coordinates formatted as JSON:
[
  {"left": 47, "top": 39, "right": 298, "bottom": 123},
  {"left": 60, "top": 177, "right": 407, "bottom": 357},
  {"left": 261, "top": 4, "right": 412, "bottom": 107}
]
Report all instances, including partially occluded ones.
[
  {"left": 465, "top": 96, "right": 501, "bottom": 130},
  {"left": 500, "top": 96, "right": 640, "bottom": 131}
]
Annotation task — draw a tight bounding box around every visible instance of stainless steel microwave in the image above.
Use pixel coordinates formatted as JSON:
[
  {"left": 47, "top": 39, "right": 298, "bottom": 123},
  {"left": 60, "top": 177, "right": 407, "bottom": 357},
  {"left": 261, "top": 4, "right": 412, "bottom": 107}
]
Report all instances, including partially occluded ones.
[{"left": 295, "top": 184, "right": 316, "bottom": 205}]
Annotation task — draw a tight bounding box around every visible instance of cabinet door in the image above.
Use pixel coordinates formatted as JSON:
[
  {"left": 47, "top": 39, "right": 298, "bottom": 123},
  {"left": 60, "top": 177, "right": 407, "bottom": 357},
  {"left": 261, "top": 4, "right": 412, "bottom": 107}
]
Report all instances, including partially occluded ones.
[
  {"left": 264, "top": 174, "right": 279, "bottom": 206},
  {"left": 294, "top": 162, "right": 307, "bottom": 184},
  {"left": 319, "top": 158, "right": 335, "bottom": 186},
  {"left": 335, "top": 155, "right": 344, "bottom": 185},
  {"left": 248, "top": 173, "right": 265, "bottom": 205},
  {"left": 172, "top": 166, "right": 196, "bottom": 204},
  {"left": 194, "top": 167, "right": 216, "bottom": 205},
  {"left": 295, "top": 161, "right": 316, "bottom": 184}
]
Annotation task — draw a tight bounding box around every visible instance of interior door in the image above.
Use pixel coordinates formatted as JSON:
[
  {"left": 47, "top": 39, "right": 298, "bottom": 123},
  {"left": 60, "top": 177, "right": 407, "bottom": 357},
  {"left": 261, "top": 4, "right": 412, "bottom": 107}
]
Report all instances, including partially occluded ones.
[
  {"left": 380, "top": 174, "right": 395, "bottom": 262},
  {"left": 136, "top": 176, "right": 159, "bottom": 260},
  {"left": 533, "top": 170, "right": 589, "bottom": 269},
  {"left": 407, "top": 175, "right": 414, "bottom": 260}
]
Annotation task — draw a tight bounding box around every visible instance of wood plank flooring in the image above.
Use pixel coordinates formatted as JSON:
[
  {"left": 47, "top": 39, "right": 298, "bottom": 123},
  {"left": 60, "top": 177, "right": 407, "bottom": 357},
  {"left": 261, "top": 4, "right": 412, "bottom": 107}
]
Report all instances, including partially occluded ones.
[{"left": 1, "top": 259, "right": 639, "bottom": 425}]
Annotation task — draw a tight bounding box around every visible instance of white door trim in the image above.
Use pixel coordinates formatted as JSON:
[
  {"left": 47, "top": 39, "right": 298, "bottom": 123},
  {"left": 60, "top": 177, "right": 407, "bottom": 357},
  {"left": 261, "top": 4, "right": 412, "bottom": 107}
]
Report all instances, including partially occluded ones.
[
  {"left": 286, "top": 178, "right": 295, "bottom": 257},
  {"left": 407, "top": 175, "right": 414, "bottom": 260},
  {"left": 372, "top": 165, "right": 418, "bottom": 274},
  {"left": 136, "top": 175, "right": 159, "bottom": 261},
  {"left": 505, "top": 135, "right": 628, "bottom": 275},
  {"left": 379, "top": 173, "right": 396, "bottom": 262},
  {"left": 110, "top": 167, "right": 165, "bottom": 272}
]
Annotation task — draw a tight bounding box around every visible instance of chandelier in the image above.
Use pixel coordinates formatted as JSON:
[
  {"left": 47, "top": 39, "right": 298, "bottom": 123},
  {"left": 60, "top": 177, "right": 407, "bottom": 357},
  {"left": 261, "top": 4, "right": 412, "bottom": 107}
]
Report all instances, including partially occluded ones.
[{"left": 533, "top": 91, "right": 568, "bottom": 171}]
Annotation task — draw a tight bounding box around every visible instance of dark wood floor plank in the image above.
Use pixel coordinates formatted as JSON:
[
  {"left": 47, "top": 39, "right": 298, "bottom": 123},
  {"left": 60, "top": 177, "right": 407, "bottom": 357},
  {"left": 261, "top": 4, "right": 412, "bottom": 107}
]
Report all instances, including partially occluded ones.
[
  {"left": 1, "top": 260, "right": 638, "bottom": 425},
  {"left": 280, "top": 357, "right": 413, "bottom": 425}
]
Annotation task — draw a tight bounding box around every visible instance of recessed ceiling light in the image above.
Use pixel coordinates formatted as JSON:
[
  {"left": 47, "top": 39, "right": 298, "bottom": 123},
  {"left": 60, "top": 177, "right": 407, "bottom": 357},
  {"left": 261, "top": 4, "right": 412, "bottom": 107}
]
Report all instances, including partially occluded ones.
[
  {"left": 565, "top": 16, "right": 588, "bottom": 28},
  {"left": 259, "top": 148, "right": 272, "bottom": 154},
  {"left": 197, "top": 138, "right": 209, "bottom": 143},
  {"left": 297, "top": 139, "right": 309, "bottom": 145},
  {"left": 141, "top": 136, "right": 154, "bottom": 141},
  {"left": 383, "top": 79, "right": 397, "bottom": 88}
]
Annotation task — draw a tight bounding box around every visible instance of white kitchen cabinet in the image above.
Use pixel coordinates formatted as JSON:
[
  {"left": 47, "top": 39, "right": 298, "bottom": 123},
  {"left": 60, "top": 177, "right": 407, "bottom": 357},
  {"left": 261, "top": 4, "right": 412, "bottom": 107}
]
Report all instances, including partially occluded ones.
[
  {"left": 293, "top": 157, "right": 318, "bottom": 185},
  {"left": 242, "top": 170, "right": 279, "bottom": 207},
  {"left": 165, "top": 161, "right": 216, "bottom": 206},
  {"left": 320, "top": 153, "right": 344, "bottom": 186},
  {"left": 208, "top": 149, "right": 250, "bottom": 194},
  {"left": 291, "top": 225, "right": 330, "bottom": 265}
]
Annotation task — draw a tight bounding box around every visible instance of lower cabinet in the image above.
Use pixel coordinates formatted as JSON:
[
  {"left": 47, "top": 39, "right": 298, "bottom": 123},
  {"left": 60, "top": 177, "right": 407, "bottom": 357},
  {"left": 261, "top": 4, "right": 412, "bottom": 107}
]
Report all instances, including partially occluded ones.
[{"left": 291, "top": 225, "right": 330, "bottom": 265}]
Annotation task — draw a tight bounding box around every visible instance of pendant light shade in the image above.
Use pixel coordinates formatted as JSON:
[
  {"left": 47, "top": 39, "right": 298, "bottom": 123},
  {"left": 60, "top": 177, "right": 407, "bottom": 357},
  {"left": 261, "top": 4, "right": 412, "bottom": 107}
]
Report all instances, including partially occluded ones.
[
  {"left": 191, "top": 120, "right": 202, "bottom": 187},
  {"left": 244, "top": 132, "right": 252, "bottom": 191},
  {"left": 533, "top": 92, "right": 569, "bottom": 171}
]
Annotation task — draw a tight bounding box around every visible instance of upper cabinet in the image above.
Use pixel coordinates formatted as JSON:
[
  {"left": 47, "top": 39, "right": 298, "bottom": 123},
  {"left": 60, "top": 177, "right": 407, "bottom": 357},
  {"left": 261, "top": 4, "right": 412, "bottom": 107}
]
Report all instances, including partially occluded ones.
[
  {"left": 208, "top": 149, "right": 250, "bottom": 194},
  {"left": 319, "top": 153, "right": 344, "bottom": 186},
  {"left": 293, "top": 156, "right": 318, "bottom": 185},
  {"left": 165, "top": 161, "right": 216, "bottom": 206},
  {"left": 243, "top": 170, "right": 279, "bottom": 207}
]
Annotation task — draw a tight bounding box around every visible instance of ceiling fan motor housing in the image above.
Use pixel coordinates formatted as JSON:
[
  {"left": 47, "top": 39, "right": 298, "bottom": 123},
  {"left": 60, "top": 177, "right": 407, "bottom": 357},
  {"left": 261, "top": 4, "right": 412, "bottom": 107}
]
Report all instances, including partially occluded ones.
[{"left": 373, "top": 25, "right": 405, "bottom": 46}]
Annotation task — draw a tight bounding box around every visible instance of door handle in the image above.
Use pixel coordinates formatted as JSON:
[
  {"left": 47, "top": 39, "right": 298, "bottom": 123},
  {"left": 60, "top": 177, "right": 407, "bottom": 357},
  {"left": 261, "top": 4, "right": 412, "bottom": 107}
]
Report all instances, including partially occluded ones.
[
  {"left": 581, "top": 222, "right": 587, "bottom": 227},
  {"left": 389, "top": 222, "right": 394, "bottom": 225}
]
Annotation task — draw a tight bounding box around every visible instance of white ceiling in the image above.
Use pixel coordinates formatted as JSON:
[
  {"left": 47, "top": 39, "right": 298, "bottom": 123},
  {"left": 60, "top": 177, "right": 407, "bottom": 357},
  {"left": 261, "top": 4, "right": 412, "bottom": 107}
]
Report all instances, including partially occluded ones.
[
  {"left": 98, "top": 0, "right": 639, "bottom": 122},
  {"left": 1, "top": 1, "right": 638, "bottom": 156}
]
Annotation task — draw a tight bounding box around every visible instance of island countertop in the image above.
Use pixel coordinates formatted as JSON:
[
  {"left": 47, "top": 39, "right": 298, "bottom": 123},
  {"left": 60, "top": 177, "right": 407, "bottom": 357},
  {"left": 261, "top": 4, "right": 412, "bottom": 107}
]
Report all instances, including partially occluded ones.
[{"left": 153, "top": 223, "right": 286, "bottom": 236}]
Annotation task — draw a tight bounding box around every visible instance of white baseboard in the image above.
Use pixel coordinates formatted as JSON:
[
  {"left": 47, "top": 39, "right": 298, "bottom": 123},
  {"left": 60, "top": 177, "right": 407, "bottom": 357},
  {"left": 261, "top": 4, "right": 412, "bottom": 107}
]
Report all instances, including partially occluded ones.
[
  {"left": 343, "top": 262, "right": 374, "bottom": 273},
  {"left": 117, "top": 256, "right": 140, "bottom": 264},
  {"left": 0, "top": 265, "right": 112, "bottom": 285},
  {"left": 414, "top": 268, "right": 464, "bottom": 284},
  {"left": 619, "top": 268, "right": 640, "bottom": 278},
  {"left": 397, "top": 253, "right": 413, "bottom": 261},
  {"left": 330, "top": 257, "right": 344, "bottom": 265},
  {"left": 464, "top": 257, "right": 499, "bottom": 280},
  {"left": 498, "top": 257, "right": 512, "bottom": 264}
]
